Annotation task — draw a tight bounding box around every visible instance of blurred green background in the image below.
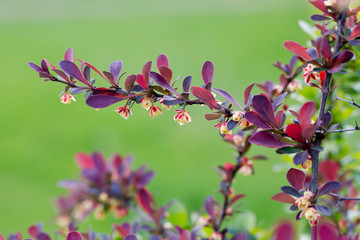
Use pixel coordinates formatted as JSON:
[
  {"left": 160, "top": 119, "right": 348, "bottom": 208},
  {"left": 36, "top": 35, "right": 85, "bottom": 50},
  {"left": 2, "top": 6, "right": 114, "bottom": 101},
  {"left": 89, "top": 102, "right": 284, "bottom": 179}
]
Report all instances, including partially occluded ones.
[{"left": 0, "top": 0, "right": 312, "bottom": 235}]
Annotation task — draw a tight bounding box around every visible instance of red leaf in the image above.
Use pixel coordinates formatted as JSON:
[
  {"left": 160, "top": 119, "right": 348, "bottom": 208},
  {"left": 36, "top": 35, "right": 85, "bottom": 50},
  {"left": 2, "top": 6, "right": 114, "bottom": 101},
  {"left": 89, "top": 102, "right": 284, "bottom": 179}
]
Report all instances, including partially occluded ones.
[
  {"left": 244, "top": 83, "right": 255, "bottom": 105},
  {"left": 349, "top": 24, "right": 360, "bottom": 40},
  {"left": 309, "top": 0, "right": 328, "bottom": 15},
  {"left": 271, "top": 192, "right": 295, "bottom": 204},
  {"left": 244, "top": 111, "right": 272, "bottom": 129},
  {"left": 273, "top": 221, "right": 295, "bottom": 240},
  {"left": 28, "top": 225, "right": 39, "bottom": 238},
  {"left": 202, "top": 61, "right": 214, "bottom": 85},
  {"left": 157, "top": 54, "right": 169, "bottom": 69},
  {"left": 286, "top": 123, "right": 303, "bottom": 144},
  {"left": 229, "top": 194, "right": 246, "bottom": 206},
  {"left": 319, "top": 160, "right": 339, "bottom": 181},
  {"left": 75, "top": 153, "right": 95, "bottom": 169},
  {"left": 190, "top": 86, "right": 221, "bottom": 110},
  {"left": 299, "top": 102, "right": 316, "bottom": 128},
  {"left": 287, "top": 168, "right": 306, "bottom": 191},
  {"left": 318, "top": 223, "right": 339, "bottom": 240},
  {"left": 321, "top": 38, "right": 332, "bottom": 63},
  {"left": 283, "top": 41, "right": 312, "bottom": 61},
  {"left": 124, "top": 74, "right": 136, "bottom": 93},
  {"left": 159, "top": 66, "right": 172, "bottom": 84},
  {"left": 136, "top": 74, "right": 148, "bottom": 89},
  {"left": 113, "top": 224, "right": 129, "bottom": 238}
]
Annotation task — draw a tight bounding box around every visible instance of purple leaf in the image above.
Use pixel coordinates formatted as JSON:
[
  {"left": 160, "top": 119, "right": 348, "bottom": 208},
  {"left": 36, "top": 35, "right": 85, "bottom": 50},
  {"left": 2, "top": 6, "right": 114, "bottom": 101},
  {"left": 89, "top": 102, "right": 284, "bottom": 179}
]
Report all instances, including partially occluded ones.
[
  {"left": 273, "top": 222, "right": 294, "bottom": 240},
  {"left": 321, "top": 38, "right": 332, "bottom": 62},
  {"left": 149, "top": 72, "right": 179, "bottom": 95},
  {"left": 64, "top": 48, "right": 75, "bottom": 62},
  {"left": 283, "top": 41, "right": 312, "bottom": 61},
  {"left": 212, "top": 88, "right": 242, "bottom": 109},
  {"left": 182, "top": 76, "right": 192, "bottom": 93},
  {"left": 293, "top": 151, "right": 309, "bottom": 165},
  {"left": 37, "top": 233, "right": 51, "bottom": 240},
  {"left": 83, "top": 66, "right": 91, "bottom": 82},
  {"left": 136, "top": 171, "right": 155, "bottom": 188},
  {"left": 286, "top": 168, "right": 306, "bottom": 191},
  {"left": 58, "top": 180, "right": 88, "bottom": 190},
  {"left": 59, "top": 60, "right": 90, "bottom": 86},
  {"left": 244, "top": 83, "right": 255, "bottom": 105},
  {"left": 41, "top": 59, "right": 49, "bottom": 73},
  {"left": 328, "top": 64, "right": 343, "bottom": 73},
  {"left": 231, "top": 233, "right": 248, "bottom": 240},
  {"left": 137, "top": 189, "right": 153, "bottom": 215},
  {"left": 314, "top": 204, "right": 331, "bottom": 216},
  {"left": 142, "top": 61, "right": 152, "bottom": 86},
  {"left": 249, "top": 131, "right": 292, "bottom": 148},
  {"left": 110, "top": 60, "right": 123, "bottom": 84},
  {"left": 124, "top": 234, "right": 137, "bottom": 240},
  {"left": 349, "top": 39, "right": 360, "bottom": 46},
  {"left": 244, "top": 111, "right": 272, "bottom": 129},
  {"left": 28, "top": 62, "right": 44, "bottom": 73},
  {"left": 190, "top": 86, "right": 221, "bottom": 110},
  {"left": 92, "top": 152, "right": 106, "bottom": 172},
  {"left": 281, "top": 186, "right": 301, "bottom": 198},
  {"left": 125, "top": 74, "right": 136, "bottom": 93},
  {"left": 318, "top": 181, "right": 341, "bottom": 196},
  {"left": 66, "top": 232, "right": 83, "bottom": 240},
  {"left": 202, "top": 61, "right": 214, "bottom": 85},
  {"left": 52, "top": 69, "right": 71, "bottom": 83},
  {"left": 159, "top": 66, "right": 172, "bottom": 84},
  {"left": 272, "top": 92, "right": 288, "bottom": 110},
  {"left": 204, "top": 195, "right": 215, "bottom": 219},
  {"left": 306, "top": 48, "right": 319, "bottom": 59},
  {"left": 227, "top": 120, "right": 238, "bottom": 131},
  {"left": 103, "top": 71, "right": 115, "bottom": 84},
  {"left": 86, "top": 95, "right": 123, "bottom": 108},
  {"left": 334, "top": 50, "right": 354, "bottom": 65},
  {"left": 311, "top": 14, "right": 331, "bottom": 21},
  {"left": 157, "top": 54, "right": 169, "bottom": 69},
  {"left": 252, "top": 95, "right": 277, "bottom": 126}
]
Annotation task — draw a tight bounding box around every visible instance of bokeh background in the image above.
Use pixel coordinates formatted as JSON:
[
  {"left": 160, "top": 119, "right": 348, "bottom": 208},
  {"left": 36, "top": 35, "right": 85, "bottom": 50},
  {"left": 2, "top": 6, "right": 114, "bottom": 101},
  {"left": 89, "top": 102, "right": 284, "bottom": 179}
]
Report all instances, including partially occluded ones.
[{"left": 0, "top": 0, "right": 313, "bottom": 235}]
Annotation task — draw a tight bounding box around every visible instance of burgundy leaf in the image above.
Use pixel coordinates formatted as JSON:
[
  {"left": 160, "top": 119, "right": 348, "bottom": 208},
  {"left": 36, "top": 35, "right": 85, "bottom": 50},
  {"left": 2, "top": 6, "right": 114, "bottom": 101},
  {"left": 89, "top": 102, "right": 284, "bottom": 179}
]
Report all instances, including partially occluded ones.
[
  {"left": 124, "top": 234, "right": 138, "bottom": 240},
  {"left": 244, "top": 111, "right": 272, "bottom": 129},
  {"left": 182, "top": 76, "right": 192, "bottom": 93},
  {"left": 321, "top": 38, "right": 332, "bottom": 62},
  {"left": 202, "top": 61, "right": 214, "bottom": 85},
  {"left": 52, "top": 69, "right": 71, "bottom": 83},
  {"left": 59, "top": 60, "right": 90, "bottom": 86},
  {"left": 271, "top": 192, "right": 295, "bottom": 204},
  {"left": 311, "top": 14, "right": 331, "bottom": 21},
  {"left": 318, "top": 223, "right": 338, "bottom": 240},
  {"left": 136, "top": 171, "right": 155, "bottom": 188},
  {"left": 319, "top": 160, "right": 339, "bottom": 181},
  {"left": 64, "top": 48, "right": 75, "bottom": 62},
  {"left": 328, "top": 64, "right": 343, "bottom": 74},
  {"left": 137, "top": 188, "right": 154, "bottom": 215},
  {"left": 283, "top": 41, "right": 312, "bottom": 61},
  {"left": 302, "top": 125, "right": 317, "bottom": 143},
  {"left": 86, "top": 95, "right": 123, "bottom": 108},
  {"left": 349, "top": 24, "right": 360, "bottom": 40},
  {"left": 318, "top": 181, "right": 341, "bottom": 196},
  {"left": 41, "top": 59, "right": 49, "bottom": 73},
  {"left": 281, "top": 186, "right": 301, "bottom": 197},
  {"left": 273, "top": 222, "right": 295, "bottom": 240},
  {"left": 252, "top": 95, "right": 277, "bottom": 126},
  {"left": 275, "top": 110, "right": 286, "bottom": 127},
  {"left": 149, "top": 72, "right": 179, "bottom": 95},
  {"left": 159, "top": 66, "right": 172, "bottom": 84},
  {"left": 136, "top": 74, "right": 148, "bottom": 89},
  {"left": 103, "top": 71, "right": 115, "bottom": 85},
  {"left": 229, "top": 194, "right": 246, "bottom": 206},
  {"left": 142, "top": 61, "right": 152, "bottom": 86},
  {"left": 28, "top": 62, "right": 44, "bottom": 73},
  {"left": 28, "top": 225, "right": 39, "bottom": 238},
  {"left": 334, "top": 50, "right": 354, "bottom": 65},
  {"left": 299, "top": 101, "right": 316, "bottom": 128},
  {"left": 309, "top": 0, "right": 328, "bottom": 14},
  {"left": 212, "top": 88, "right": 242, "bottom": 109},
  {"left": 125, "top": 74, "right": 136, "bottom": 93},
  {"left": 204, "top": 195, "right": 215, "bottom": 219},
  {"left": 293, "top": 151, "right": 309, "bottom": 165},
  {"left": 287, "top": 168, "right": 306, "bottom": 191},
  {"left": 249, "top": 131, "right": 292, "bottom": 148},
  {"left": 66, "top": 232, "right": 83, "bottom": 240},
  {"left": 314, "top": 204, "right": 331, "bottom": 216},
  {"left": 110, "top": 60, "right": 123, "bottom": 84},
  {"left": 92, "top": 152, "right": 106, "bottom": 172},
  {"left": 244, "top": 83, "right": 255, "bottom": 105},
  {"left": 190, "top": 86, "right": 221, "bottom": 110},
  {"left": 157, "top": 54, "right": 169, "bottom": 69},
  {"left": 205, "top": 113, "right": 222, "bottom": 121}
]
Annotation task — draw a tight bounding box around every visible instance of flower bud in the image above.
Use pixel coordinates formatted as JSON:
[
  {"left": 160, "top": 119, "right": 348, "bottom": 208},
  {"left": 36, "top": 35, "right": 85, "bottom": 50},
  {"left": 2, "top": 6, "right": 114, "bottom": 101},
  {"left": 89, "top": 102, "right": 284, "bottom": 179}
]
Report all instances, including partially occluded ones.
[
  {"left": 60, "top": 93, "right": 76, "bottom": 104},
  {"left": 141, "top": 96, "right": 152, "bottom": 110},
  {"left": 232, "top": 111, "right": 243, "bottom": 122}
]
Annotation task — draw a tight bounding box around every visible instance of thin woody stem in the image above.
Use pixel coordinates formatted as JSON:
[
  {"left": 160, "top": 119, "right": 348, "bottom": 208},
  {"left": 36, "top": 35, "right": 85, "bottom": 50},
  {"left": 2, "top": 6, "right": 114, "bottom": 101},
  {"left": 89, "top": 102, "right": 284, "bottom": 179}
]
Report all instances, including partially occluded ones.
[{"left": 334, "top": 96, "right": 360, "bottom": 109}]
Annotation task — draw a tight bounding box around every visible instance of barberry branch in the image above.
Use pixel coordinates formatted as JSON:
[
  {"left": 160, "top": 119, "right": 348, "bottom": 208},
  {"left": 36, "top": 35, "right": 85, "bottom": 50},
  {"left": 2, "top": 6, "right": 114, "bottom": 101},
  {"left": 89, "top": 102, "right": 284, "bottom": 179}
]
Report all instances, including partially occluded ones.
[{"left": 334, "top": 95, "right": 360, "bottom": 109}]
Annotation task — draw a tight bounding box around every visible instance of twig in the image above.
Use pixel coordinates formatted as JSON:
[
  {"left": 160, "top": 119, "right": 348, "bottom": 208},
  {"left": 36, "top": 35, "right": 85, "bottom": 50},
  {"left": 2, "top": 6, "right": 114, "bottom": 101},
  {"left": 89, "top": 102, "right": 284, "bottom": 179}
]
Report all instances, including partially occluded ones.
[{"left": 334, "top": 95, "right": 360, "bottom": 109}]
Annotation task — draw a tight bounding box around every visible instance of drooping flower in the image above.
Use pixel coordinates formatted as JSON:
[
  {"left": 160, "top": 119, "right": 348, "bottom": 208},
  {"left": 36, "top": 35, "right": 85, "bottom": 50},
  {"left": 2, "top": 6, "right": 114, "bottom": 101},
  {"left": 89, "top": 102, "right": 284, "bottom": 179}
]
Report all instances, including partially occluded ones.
[
  {"left": 140, "top": 96, "right": 152, "bottom": 110},
  {"left": 303, "top": 207, "right": 322, "bottom": 227},
  {"left": 148, "top": 106, "right": 162, "bottom": 118},
  {"left": 238, "top": 157, "right": 254, "bottom": 176},
  {"left": 219, "top": 122, "right": 231, "bottom": 135},
  {"left": 115, "top": 106, "right": 132, "bottom": 119},
  {"left": 232, "top": 111, "right": 243, "bottom": 122},
  {"left": 301, "top": 157, "right": 312, "bottom": 171},
  {"left": 239, "top": 118, "right": 252, "bottom": 129},
  {"left": 174, "top": 109, "right": 192, "bottom": 125},
  {"left": 159, "top": 98, "right": 171, "bottom": 111},
  {"left": 60, "top": 93, "right": 76, "bottom": 104},
  {"left": 295, "top": 190, "right": 313, "bottom": 210},
  {"left": 303, "top": 64, "right": 320, "bottom": 85}
]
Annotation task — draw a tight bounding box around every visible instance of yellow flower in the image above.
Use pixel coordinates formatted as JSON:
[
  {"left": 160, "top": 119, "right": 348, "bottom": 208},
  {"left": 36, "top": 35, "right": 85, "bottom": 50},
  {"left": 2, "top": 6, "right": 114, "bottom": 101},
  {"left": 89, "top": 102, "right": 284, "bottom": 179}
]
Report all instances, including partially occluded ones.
[{"left": 141, "top": 96, "right": 152, "bottom": 110}]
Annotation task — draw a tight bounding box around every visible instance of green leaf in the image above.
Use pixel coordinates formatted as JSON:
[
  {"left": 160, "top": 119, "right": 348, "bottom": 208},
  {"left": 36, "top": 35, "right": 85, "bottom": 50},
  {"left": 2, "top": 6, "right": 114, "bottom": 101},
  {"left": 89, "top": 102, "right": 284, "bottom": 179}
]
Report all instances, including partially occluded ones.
[
  {"left": 276, "top": 147, "right": 303, "bottom": 154},
  {"left": 167, "top": 199, "right": 188, "bottom": 228}
]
